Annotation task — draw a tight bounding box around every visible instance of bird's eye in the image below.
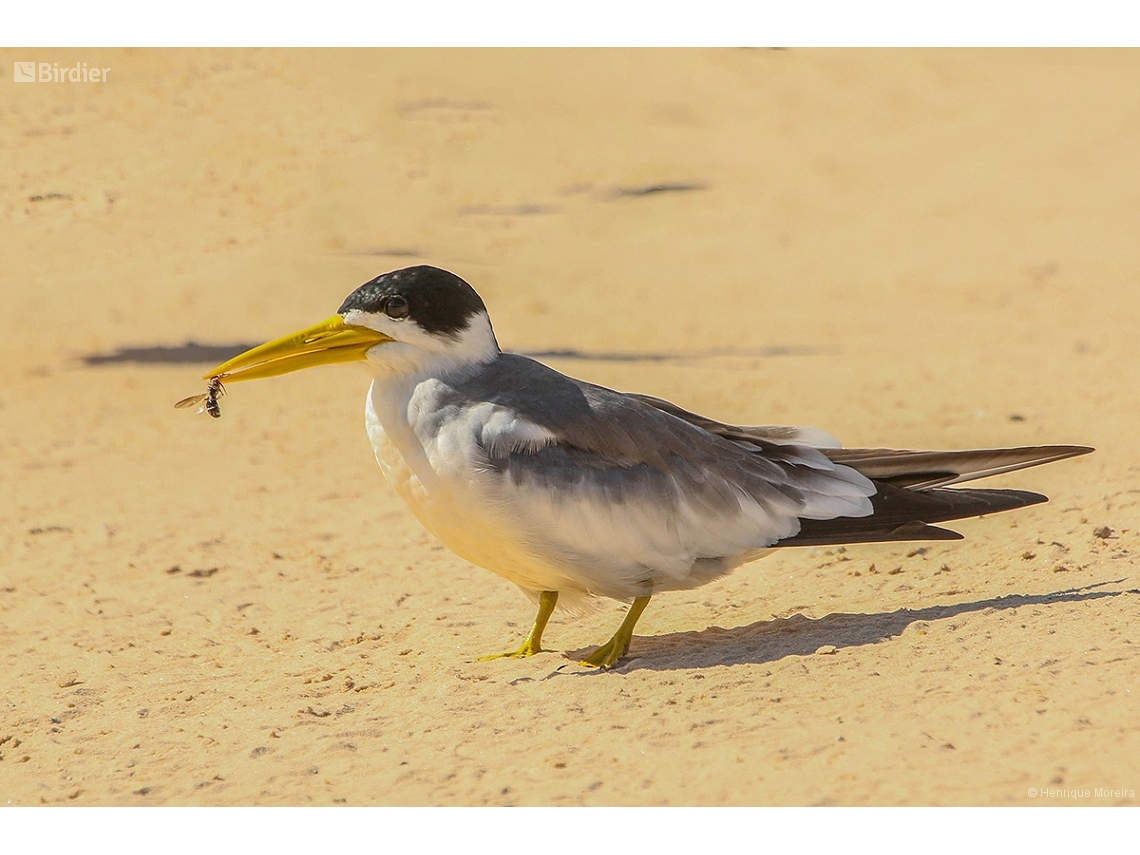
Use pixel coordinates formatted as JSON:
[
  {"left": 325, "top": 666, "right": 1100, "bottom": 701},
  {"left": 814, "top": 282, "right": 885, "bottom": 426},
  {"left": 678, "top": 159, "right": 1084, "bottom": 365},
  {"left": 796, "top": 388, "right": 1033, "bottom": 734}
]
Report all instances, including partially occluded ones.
[{"left": 385, "top": 295, "right": 409, "bottom": 320}]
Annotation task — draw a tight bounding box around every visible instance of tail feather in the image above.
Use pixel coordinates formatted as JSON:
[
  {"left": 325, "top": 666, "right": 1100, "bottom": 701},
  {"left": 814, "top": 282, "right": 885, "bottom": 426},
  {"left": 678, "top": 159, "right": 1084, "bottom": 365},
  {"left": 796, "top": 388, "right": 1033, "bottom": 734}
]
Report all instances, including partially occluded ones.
[{"left": 776, "top": 485, "right": 1049, "bottom": 548}]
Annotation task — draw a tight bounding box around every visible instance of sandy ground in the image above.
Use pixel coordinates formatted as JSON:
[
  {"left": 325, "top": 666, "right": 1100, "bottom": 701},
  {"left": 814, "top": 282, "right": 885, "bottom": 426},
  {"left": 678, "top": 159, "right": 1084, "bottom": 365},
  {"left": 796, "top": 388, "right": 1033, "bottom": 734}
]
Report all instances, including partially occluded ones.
[{"left": 1, "top": 49, "right": 1138, "bottom": 806}]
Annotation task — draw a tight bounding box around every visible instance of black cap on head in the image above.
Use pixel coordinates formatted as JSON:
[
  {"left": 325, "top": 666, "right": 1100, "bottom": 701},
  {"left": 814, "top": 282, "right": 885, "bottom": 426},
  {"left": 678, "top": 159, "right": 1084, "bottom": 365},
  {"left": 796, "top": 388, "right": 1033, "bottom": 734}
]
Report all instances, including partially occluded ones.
[{"left": 338, "top": 266, "right": 487, "bottom": 337}]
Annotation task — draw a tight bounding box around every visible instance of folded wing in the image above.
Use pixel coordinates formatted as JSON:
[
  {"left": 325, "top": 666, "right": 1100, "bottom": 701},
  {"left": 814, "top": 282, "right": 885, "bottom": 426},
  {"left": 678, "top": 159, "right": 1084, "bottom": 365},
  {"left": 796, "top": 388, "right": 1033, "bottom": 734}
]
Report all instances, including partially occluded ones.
[
  {"left": 446, "top": 357, "right": 877, "bottom": 596},
  {"left": 447, "top": 357, "right": 1091, "bottom": 593},
  {"left": 627, "top": 394, "right": 1092, "bottom": 547}
]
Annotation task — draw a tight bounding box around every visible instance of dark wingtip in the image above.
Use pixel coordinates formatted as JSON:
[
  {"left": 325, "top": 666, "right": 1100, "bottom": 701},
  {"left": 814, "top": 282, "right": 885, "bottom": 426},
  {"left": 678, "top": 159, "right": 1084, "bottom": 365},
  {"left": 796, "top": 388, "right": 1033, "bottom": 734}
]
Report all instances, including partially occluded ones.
[
  {"left": 774, "top": 520, "right": 965, "bottom": 548},
  {"left": 980, "top": 489, "right": 1049, "bottom": 514},
  {"left": 890, "top": 522, "right": 965, "bottom": 541},
  {"left": 1071, "top": 446, "right": 1096, "bottom": 457}
]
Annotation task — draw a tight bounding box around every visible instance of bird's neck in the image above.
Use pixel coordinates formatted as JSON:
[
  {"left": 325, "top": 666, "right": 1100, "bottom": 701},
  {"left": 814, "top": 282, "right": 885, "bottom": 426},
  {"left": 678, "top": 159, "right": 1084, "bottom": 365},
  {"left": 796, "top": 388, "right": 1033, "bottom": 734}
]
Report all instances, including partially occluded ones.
[
  {"left": 364, "top": 364, "right": 483, "bottom": 501},
  {"left": 364, "top": 350, "right": 498, "bottom": 460},
  {"left": 363, "top": 313, "right": 501, "bottom": 493}
]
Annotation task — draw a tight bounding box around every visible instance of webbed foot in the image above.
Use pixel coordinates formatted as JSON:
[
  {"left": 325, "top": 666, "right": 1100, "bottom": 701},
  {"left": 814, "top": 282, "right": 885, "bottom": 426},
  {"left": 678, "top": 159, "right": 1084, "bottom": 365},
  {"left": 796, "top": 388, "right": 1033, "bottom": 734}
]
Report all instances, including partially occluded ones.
[
  {"left": 478, "top": 637, "right": 544, "bottom": 660},
  {"left": 577, "top": 595, "right": 651, "bottom": 669},
  {"left": 477, "top": 590, "right": 558, "bottom": 662}
]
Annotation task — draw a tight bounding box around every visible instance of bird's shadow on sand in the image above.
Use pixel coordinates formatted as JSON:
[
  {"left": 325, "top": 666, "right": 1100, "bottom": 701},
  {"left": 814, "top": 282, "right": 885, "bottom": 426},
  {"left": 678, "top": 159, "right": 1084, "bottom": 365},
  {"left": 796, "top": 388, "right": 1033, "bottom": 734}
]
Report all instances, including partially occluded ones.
[{"left": 558, "top": 580, "right": 1137, "bottom": 674}]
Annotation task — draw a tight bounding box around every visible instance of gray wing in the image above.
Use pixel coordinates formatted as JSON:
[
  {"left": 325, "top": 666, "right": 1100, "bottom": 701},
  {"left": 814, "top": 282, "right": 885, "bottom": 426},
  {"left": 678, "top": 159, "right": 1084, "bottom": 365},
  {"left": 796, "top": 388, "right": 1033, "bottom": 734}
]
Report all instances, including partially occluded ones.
[
  {"left": 457, "top": 356, "right": 874, "bottom": 521},
  {"left": 445, "top": 356, "right": 1090, "bottom": 593},
  {"left": 441, "top": 356, "right": 875, "bottom": 596},
  {"left": 625, "top": 393, "right": 843, "bottom": 449}
]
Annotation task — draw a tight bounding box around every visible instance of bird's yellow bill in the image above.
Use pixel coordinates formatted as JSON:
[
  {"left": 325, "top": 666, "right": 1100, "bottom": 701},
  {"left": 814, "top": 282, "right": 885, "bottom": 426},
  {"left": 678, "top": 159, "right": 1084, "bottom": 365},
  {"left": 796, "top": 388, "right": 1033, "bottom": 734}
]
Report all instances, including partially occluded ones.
[{"left": 205, "top": 315, "right": 392, "bottom": 383}]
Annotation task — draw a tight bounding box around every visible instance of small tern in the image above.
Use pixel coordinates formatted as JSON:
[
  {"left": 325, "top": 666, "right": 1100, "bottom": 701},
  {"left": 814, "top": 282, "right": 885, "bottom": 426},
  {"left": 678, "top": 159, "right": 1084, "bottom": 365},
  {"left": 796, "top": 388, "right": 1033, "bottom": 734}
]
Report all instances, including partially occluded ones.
[{"left": 201, "top": 265, "right": 1092, "bottom": 668}]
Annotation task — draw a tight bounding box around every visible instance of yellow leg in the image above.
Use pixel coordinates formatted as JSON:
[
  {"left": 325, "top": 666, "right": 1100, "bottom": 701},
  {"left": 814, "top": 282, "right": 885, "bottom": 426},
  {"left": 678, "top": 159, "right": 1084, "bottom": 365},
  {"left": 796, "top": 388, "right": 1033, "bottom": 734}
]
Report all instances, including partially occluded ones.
[
  {"left": 478, "top": 591, "right": 558, "bottom": 660},
  {"left": 580, "top": 596, "right": 651, "bottom": 669}
]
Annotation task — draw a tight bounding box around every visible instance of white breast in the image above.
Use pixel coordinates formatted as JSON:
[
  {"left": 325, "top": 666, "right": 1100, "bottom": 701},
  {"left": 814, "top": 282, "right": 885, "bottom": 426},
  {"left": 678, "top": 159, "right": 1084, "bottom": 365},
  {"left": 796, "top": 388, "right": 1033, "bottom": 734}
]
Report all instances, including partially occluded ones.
[{"left": 364, "top": 379, "right": 581, "bottom": 598}]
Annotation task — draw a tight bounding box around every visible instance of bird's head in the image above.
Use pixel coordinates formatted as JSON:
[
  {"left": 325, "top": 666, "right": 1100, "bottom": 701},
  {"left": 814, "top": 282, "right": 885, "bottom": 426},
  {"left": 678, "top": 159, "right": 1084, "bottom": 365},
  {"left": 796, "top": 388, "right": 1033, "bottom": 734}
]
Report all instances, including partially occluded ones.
[{"left": 205, "top": 266, "right": 500, "bottom": 384}]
